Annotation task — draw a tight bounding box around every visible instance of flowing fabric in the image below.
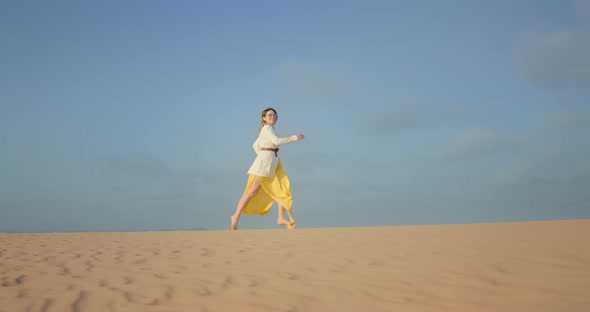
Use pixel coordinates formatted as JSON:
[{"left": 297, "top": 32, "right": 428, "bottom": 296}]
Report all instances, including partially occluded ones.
[{"left": 242, "top": 162, "right": 295, "bottom": 227}]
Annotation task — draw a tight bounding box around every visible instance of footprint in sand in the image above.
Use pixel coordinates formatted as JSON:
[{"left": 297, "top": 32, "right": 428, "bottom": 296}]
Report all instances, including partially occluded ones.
[{"left": 276, "top": 271, "right": 299, "bottom": 280}]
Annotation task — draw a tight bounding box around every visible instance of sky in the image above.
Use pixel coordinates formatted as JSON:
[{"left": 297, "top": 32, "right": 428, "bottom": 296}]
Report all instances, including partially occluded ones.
[{"left": 1, "top": 0, "right": 589, "bottom": 232}]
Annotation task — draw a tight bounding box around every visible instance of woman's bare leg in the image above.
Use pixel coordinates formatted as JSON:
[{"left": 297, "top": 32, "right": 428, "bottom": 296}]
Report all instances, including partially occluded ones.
[
  {"left": 231, "top": 177, "right": 261, "bottom": 230},
  {"left": 277, "top": 205, "right": 296, "bottom": 228}
]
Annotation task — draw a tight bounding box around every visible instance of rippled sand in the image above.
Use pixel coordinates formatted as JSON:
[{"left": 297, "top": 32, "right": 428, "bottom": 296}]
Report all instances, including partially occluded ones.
[{"left": 1, "top": 219, "right": 589, "bottom": 311}]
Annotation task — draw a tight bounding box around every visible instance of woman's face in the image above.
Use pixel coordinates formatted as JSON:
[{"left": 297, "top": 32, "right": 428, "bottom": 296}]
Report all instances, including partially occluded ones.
[{"left": 263, "top": 110, "right": 277, "bottom": 126}]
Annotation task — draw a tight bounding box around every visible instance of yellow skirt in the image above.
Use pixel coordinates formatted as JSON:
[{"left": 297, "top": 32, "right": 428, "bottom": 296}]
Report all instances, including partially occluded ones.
[{"left": 242, "top": 161, "right": 295, "bottom": 226}]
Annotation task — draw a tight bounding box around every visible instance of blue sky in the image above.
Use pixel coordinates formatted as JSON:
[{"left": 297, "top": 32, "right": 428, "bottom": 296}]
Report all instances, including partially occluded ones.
[{"left": 1, "top": 0, "right": 589, "bottom": 232}]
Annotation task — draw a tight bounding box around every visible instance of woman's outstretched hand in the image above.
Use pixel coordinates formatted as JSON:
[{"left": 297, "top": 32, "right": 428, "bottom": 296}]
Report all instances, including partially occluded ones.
[{"left": 297, "top": 134, "right": 305, "bottom": 140}]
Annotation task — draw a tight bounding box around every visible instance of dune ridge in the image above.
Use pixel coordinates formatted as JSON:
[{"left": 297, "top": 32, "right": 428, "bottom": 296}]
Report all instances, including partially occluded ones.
[{"left": 1, "top": 219, "right": 589, "bottom": 311}]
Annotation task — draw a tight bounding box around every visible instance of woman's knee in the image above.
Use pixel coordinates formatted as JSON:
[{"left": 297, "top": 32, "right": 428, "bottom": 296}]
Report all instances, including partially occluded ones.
[
  {"left": 248, "top": 177, "right": 262, "bottom": 197},
  {"left": 246, "top": 184, "right": 260, "bottom": 198}
]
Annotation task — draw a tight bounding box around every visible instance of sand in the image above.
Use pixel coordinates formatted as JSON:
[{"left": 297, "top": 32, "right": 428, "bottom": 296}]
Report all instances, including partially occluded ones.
[{"left": 1, "top": 219, "right": 589, "bottom": 312}]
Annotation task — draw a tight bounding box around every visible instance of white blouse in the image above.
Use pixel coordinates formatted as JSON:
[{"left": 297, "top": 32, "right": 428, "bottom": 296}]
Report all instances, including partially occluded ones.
[{"left": 247, "top": 125, "right": 299, "bottom": 177}]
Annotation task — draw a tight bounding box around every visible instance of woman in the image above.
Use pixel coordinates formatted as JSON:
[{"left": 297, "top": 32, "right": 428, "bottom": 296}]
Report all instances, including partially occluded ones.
[{"left": 230, "top": 107, "right": 304, "bottom": 230}]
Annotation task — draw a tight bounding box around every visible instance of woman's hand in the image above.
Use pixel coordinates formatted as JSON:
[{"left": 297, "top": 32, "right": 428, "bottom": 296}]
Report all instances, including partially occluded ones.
[{"left": 297, "top": 134, "right": 305, "bottom": 140}]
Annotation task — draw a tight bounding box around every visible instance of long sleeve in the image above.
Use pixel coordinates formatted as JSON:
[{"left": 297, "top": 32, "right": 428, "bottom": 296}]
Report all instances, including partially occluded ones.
[{"left": 259, "top": 125, "right": 298, "bottom": 146}]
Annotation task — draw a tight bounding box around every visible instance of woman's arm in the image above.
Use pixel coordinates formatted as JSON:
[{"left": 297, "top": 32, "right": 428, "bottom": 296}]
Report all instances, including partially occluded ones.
[{"left": 260, "top": 126, "right": 300, "bottom": 145}]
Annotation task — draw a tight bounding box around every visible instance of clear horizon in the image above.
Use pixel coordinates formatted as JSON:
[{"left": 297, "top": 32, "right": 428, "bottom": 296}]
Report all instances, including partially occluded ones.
[{"left": 2, "top": 0, "right": 589, "bottom": 232}]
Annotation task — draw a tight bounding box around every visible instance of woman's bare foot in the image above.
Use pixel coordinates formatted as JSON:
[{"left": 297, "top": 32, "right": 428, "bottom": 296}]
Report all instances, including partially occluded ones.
[
  {"left": 277, "top": 218, "right": 296, "bottom": 229},
  {"left": 230, "top": 215, "right": 239, "bottom": 230}
]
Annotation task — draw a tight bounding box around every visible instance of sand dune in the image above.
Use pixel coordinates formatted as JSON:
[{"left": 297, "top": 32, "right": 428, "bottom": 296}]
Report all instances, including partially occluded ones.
[{"left": 1, "top": 219, "right": 589, "bottom": 311}]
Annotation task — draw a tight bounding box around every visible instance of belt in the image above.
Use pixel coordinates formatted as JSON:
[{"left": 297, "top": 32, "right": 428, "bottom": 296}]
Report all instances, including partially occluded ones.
[{"left": 261, "top": 147, "right": 279, "bottom": 156}]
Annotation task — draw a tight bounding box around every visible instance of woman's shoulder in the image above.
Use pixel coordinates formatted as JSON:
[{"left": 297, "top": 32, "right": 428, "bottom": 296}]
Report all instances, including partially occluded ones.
[{"left": 261, "top": 125, "right": 275, "bottom": 132}]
